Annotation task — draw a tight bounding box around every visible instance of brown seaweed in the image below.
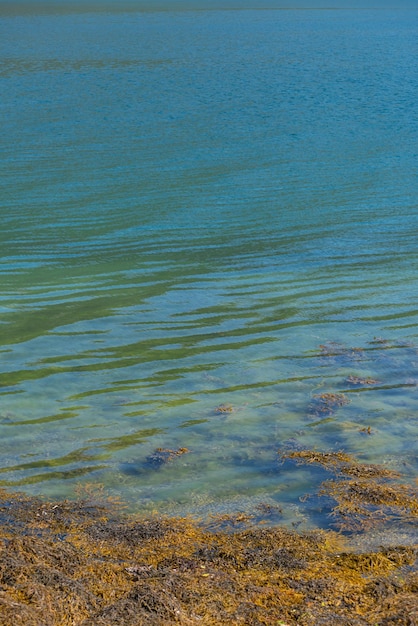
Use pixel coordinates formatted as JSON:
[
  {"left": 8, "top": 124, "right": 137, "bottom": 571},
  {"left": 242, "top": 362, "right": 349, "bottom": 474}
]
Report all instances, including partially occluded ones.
[
  {"left": 308, "top": 392, "right": 349, "bottom": 417},
  {"left": 345, "top": 375, "right": 380, "bottom": 386},
  {"left": 318, "top": 342, "right": 365, "bottom": 362},
  {"left": 279, "top": 449, "right": 417, "bottom": 534},
  {"left": 214, "top": 404, "right": 234, "bottom": 414},
  {"left": 0, "top": 481, "right": 417, "bottom": 625},
  {"left": 145, "top": 447, "right": 189, "bottom": 469}
]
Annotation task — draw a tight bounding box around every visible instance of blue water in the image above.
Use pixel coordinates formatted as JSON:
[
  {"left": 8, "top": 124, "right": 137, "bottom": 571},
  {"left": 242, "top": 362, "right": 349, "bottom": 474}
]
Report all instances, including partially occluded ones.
[{"left": 0, "top": 4, "right": 417, "bottom": 526}]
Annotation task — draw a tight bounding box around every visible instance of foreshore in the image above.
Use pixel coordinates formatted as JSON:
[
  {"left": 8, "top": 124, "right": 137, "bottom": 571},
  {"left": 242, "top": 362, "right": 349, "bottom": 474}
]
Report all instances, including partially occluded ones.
[{"left": 1, "top": 451, "right": 416, "bottom": 625}]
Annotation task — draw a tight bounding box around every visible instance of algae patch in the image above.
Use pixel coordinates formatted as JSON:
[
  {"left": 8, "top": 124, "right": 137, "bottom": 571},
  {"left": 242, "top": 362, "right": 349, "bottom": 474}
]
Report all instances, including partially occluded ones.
[{"left": 280, "top": 449, "right": 417, "bottom": 534}]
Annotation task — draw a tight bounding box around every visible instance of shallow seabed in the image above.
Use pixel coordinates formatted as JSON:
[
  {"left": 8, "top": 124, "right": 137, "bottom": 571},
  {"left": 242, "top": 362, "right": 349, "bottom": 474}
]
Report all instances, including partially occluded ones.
[{"left": 0, "top": 4, "right": 417, "bottom": 531}]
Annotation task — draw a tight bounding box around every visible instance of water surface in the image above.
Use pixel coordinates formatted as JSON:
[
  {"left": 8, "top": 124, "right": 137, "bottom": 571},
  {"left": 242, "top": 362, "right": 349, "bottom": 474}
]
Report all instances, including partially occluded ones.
[{"left": 1, "top": 5, "right": 417, "bottom": 527}]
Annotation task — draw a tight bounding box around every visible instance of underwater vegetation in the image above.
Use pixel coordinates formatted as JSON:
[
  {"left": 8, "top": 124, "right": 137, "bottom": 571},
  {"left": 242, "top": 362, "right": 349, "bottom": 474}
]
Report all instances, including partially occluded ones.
[
  {"left": 119, "top": 447, "right": 190, "bottom": 477},
  {"left": 145, "top": 448, "right": 190, "bottom": 470},
  {"left": 214, "top": 403, "right": 235, "bottom": 414},
  {"left": 0, "top": 450, "right": 417, "bottom": 626},
  {"left": 345, "top": 375, "right": 380, "bottom": 387},
  {"left": 308, "top": 392, "right": 350, "bottom": 418},
  {"left": 318, "top": 342, "right": 365, "bottom": 363},
  {"left": 279, "top": 450, "right": 418, "bottom": 534}
]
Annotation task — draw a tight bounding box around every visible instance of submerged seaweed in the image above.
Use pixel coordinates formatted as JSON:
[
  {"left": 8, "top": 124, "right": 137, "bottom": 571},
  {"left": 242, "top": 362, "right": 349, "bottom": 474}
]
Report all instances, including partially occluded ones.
[
  {"left": 214, "top": 404, "right": 235, "bottom": 415},
  {"left": 318, "top": 342, "right": 365, "bottom": 363},
  {"left": 120, "top": 447, "right": 190, "bottom": 476},
  {"left": 308, "top": 393, "right": 349, "bottom": 418},
  {"left": 345, "top": 375, "right": 380, "bottom": 386},
  {"left": 145, "top": 447, "right": 190, "bottom": 469},
  {"left": 279, "top": 449, "right": 417, "bottom": 534}
]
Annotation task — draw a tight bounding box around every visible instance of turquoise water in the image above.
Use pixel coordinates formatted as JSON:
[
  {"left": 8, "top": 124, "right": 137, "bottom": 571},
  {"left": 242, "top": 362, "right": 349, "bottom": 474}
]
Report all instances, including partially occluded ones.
[{"left": 1, "top": 4, "right": 417, "bottom": 526}]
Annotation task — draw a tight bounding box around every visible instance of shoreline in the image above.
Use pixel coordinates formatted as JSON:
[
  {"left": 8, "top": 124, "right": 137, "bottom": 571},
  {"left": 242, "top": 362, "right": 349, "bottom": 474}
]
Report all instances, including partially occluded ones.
[{"left": 1, "top": 451, "right": 416, "bottom": 625}]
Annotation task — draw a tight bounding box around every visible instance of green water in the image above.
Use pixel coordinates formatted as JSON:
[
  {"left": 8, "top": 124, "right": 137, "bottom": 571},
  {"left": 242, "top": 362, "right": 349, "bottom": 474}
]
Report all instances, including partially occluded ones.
[{"left": 0, "top": 4, "right": 417, "bottom": 528}]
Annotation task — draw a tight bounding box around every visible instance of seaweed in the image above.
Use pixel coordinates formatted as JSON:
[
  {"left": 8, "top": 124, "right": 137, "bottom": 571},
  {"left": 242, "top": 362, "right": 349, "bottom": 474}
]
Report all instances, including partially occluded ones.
[
  {"left": 214, "top": 404, "right": 234, "bottom": 414},
  {"left": 318, "top": 342, "right": 365, "bottom": 362},
  {"left": 346, "top": 375, "right": 380, "bottom": 386},
  {"left": 308, "top": 393, "right": 349, "bottom": 417},
  {"left": 145, "top": 447, "right": 189, "bottom": 469},
  {"left": 204, "top": 512, "right": 255, "bottom": 532},
  {"left": 359, "top": 426, "right": 373, "bottom": 435},
  {"left": 253, "top": 502, "right": 284, "bottom": 524},
  {"left": 0, "top": 452, "right": 417, "bottom": 625},
  {"left": 279, "top": 449, "right": 417, "bottom": 533},
  {"left": 279, "top": 450, "right": 354, "bottom": 471},
  {"left": 322, "top": 479, "right": 418, "bottom": 532}
]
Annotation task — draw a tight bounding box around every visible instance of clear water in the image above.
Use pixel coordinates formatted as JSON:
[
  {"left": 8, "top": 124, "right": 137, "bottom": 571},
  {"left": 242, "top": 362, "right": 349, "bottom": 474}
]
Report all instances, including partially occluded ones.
[{"left": 1, "top": 4, "right": 417, "bottom": 527}]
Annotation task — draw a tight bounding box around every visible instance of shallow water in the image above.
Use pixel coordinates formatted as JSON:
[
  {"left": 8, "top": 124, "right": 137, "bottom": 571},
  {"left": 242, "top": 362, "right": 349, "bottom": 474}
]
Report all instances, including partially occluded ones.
[{"left": 0, "top": 4, "right": 417, "bottom": 527}]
